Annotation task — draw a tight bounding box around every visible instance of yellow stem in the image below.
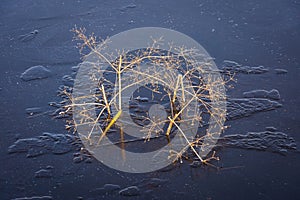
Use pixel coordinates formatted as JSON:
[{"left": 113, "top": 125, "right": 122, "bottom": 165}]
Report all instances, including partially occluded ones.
[
  {"left": 101, "top": 84, "right": 111, "bottom": 118},
  {"left": 118, "top": 55, "right": 122, "bottom": 111},
  {"left": 97, "top": 110, "right": 122, "bottom": 145}
]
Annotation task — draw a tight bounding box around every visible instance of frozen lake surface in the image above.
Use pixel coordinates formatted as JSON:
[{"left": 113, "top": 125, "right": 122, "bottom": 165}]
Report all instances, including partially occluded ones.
[{"left": 0, "top": 0, "right": 299, "bottom": 199}]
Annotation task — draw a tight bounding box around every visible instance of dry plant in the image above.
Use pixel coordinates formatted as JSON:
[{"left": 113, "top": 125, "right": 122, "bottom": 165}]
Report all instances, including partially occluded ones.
[{"left": 63, "top": 26, "right": 229, "bottom": 169}]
